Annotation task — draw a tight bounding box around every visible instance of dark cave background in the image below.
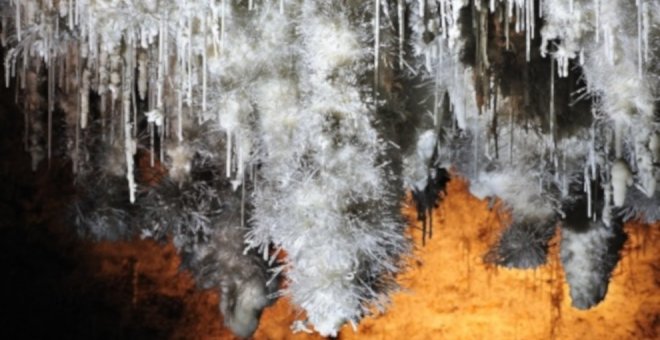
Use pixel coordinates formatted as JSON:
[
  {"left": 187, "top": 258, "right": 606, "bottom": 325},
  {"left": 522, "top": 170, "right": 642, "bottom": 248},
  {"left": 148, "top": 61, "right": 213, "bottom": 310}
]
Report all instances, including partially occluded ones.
[{"left": 0, "top": 58, "right": 234, "bottom": 339}]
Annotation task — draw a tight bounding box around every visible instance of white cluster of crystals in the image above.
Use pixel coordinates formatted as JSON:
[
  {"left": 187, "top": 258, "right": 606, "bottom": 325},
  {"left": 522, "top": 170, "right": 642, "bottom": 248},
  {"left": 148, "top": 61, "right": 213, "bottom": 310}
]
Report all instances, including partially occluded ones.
[
  {"left": 403, "top": 0, "right": 556, "bottom": 220},
  {"left": 400, "top": 0, "right": 476, "bottom": 193},
  {"left": 536, "top": 0, "right": 659, "bottom": 312},
  {"left": 541, "top": 0, "right": 659, "bottom": 210},
  {"left": 247, "top": 2, "right": 408, "bottom": 336},
  {"left": 401, "top": 0, "right": 658, "bottom": 225},
  {"left": 1, "top": 0, "right": 409, "bottom": 337},
  {"left": 405, "top": 0, "right": 657, "bottom": 310}
]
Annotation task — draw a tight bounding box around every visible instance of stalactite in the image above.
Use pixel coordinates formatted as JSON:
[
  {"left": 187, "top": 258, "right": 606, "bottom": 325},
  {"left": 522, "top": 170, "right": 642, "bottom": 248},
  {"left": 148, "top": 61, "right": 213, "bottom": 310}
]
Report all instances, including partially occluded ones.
[
  {"left": 549, "top": 59, "right": 555, "bottom": 148},
  {"left": 398, "top": 0, "right": 405, "bottom": 69},
  {"left": 123, "top": 52, "right": 136, "bottom": 203},
  {"left": 138, "top": 51, "right": 147, "bottom": 101},
  {"left": 637, "top": 0, "right": 644, "bottom": 78},
  {"left": 225, "top": 130, "right": 231, "bottom": 178},
  {"left": 47, "top": 55, "right": 54, "bottom": 166},
  {"left": 374, "top": 0, "right": 380, "bottom": 98},
  {"left": 14, "top": 0, "right": 21, "bottom": 42}
]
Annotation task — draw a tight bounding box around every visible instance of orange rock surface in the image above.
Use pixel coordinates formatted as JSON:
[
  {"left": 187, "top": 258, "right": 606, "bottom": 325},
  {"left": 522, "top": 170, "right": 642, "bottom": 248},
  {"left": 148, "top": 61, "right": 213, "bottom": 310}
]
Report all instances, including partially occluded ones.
[
  {"left": 255, "top": 179, "right": 659, "bottom": 340},
  {"left": 85, "top": 179, "right": 658, "bottom": 339}
]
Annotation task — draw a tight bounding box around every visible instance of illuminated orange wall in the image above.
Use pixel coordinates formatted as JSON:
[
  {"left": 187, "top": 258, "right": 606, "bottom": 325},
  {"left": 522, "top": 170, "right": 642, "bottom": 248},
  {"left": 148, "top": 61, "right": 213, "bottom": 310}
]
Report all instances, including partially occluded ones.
[
  {"left": 87, "top": 179, "right": 658, "bottom": 339},
  {"left": 255, "top": 179, "right": 659, "bottom": 340}
]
